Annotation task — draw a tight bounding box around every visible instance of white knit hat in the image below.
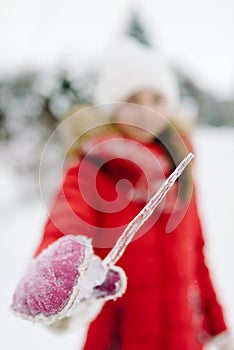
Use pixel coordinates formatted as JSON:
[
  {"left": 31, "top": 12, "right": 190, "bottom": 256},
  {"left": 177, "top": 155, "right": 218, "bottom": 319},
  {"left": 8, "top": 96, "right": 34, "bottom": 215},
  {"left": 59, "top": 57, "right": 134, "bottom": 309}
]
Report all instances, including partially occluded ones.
[{"left": 94, "top": 37, "right": 180, "bottom": 116}]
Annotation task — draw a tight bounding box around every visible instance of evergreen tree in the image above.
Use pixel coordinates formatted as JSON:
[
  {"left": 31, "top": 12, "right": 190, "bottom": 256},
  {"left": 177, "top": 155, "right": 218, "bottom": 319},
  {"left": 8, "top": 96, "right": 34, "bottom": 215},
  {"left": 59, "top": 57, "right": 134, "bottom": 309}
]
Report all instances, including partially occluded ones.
[{"left": 125, "top": 11, "right": 151, "bottom": 46}]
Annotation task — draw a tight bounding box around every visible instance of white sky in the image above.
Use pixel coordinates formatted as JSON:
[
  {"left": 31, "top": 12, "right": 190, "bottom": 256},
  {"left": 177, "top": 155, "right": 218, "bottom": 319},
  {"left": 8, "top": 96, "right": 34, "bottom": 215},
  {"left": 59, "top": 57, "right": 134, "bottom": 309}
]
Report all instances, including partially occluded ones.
[{"left": 0, "top": 0, "right": 233, "bottom": 99}]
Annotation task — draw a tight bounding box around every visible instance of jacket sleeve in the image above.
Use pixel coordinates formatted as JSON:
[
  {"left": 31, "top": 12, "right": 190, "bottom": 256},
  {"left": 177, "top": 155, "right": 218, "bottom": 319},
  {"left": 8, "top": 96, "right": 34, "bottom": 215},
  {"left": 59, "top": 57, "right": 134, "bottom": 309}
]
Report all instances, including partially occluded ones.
[
  {"left": 34, "top": 160, "right": 99, "bottom": 257},
  {"left": 193, "top": 191, "right": 227, "bottom": 337}
]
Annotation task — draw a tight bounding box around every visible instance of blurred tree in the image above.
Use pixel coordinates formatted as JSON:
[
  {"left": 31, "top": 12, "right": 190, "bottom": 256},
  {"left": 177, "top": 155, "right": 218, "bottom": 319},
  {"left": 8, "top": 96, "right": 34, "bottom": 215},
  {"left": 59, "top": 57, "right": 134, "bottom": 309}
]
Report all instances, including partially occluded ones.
[
  {"left": 47, "top": 70, "right": 94, "bottom": 119},
  {"left": 38, "top": 96, "right": 57, "bottom": 127},
  {"left": 0, "top": 68, "right": 97, "bottom": 185},
  {"left": 125, "top": 11, "right": 151, "bottom": 46},
  {"left": 0, "top": 107, "right": 8, "bottom": 140},
  {"left": 177, "top": 69, "right": 234, "bottom": 126}
]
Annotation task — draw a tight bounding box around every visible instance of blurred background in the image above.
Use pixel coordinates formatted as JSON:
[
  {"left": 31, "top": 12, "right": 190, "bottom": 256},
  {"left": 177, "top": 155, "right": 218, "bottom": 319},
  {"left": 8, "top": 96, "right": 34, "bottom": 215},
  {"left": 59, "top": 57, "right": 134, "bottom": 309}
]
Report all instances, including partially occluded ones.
[{"left": 0, "top": 0, "right": 233, "bottom": 349}]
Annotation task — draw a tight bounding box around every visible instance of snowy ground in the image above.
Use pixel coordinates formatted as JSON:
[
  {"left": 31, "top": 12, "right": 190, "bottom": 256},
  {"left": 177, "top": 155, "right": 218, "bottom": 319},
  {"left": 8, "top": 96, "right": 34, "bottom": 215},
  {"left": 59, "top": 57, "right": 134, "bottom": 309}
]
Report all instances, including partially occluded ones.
[{"left": 1, "top": 126, "right": 234, "bottom": 349}]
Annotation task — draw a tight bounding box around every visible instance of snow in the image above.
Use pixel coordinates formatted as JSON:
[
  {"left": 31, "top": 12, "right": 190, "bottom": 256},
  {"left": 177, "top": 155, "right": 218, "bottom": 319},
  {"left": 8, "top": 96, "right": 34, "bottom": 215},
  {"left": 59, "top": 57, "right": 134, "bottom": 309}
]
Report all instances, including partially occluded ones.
[
  {"left": 193, "top": 127, "right": 234, "bottom": 332},
  {"left": 1, "top": 126, "right": 234, "bottom": 349},
  {"left": 0, "top": 160, "right": 87, "bottom": 349}
]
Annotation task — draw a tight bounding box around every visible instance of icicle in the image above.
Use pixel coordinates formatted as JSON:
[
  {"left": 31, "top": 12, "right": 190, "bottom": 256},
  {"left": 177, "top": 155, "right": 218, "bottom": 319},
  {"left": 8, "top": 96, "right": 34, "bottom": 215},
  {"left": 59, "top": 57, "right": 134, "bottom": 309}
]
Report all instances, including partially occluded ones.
[{"left": 103, "top": 153, "right": 194, "bottom": 268}]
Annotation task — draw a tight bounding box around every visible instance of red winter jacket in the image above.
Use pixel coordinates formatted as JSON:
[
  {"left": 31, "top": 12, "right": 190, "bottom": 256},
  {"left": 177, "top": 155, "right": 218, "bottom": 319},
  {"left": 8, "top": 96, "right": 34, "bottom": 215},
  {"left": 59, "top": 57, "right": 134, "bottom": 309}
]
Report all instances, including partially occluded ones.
[{"left": 35, "top": 133, "right": 227, "bottom": 350}]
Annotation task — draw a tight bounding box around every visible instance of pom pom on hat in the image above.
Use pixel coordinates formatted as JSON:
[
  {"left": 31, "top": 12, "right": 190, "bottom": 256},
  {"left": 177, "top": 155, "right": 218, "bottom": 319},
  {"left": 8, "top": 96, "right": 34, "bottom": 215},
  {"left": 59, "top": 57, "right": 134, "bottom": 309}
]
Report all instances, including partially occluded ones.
[{"left": 94, "top": 37, "right": 180, "bottom": 116}]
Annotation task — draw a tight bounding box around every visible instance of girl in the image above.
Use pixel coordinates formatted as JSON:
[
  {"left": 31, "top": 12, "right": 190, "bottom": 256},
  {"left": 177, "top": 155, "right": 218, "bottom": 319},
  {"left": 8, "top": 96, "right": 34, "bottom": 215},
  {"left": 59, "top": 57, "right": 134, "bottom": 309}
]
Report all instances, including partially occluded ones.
[{"left": 34, "top": 38, "right": 232, "bottom": 349}]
